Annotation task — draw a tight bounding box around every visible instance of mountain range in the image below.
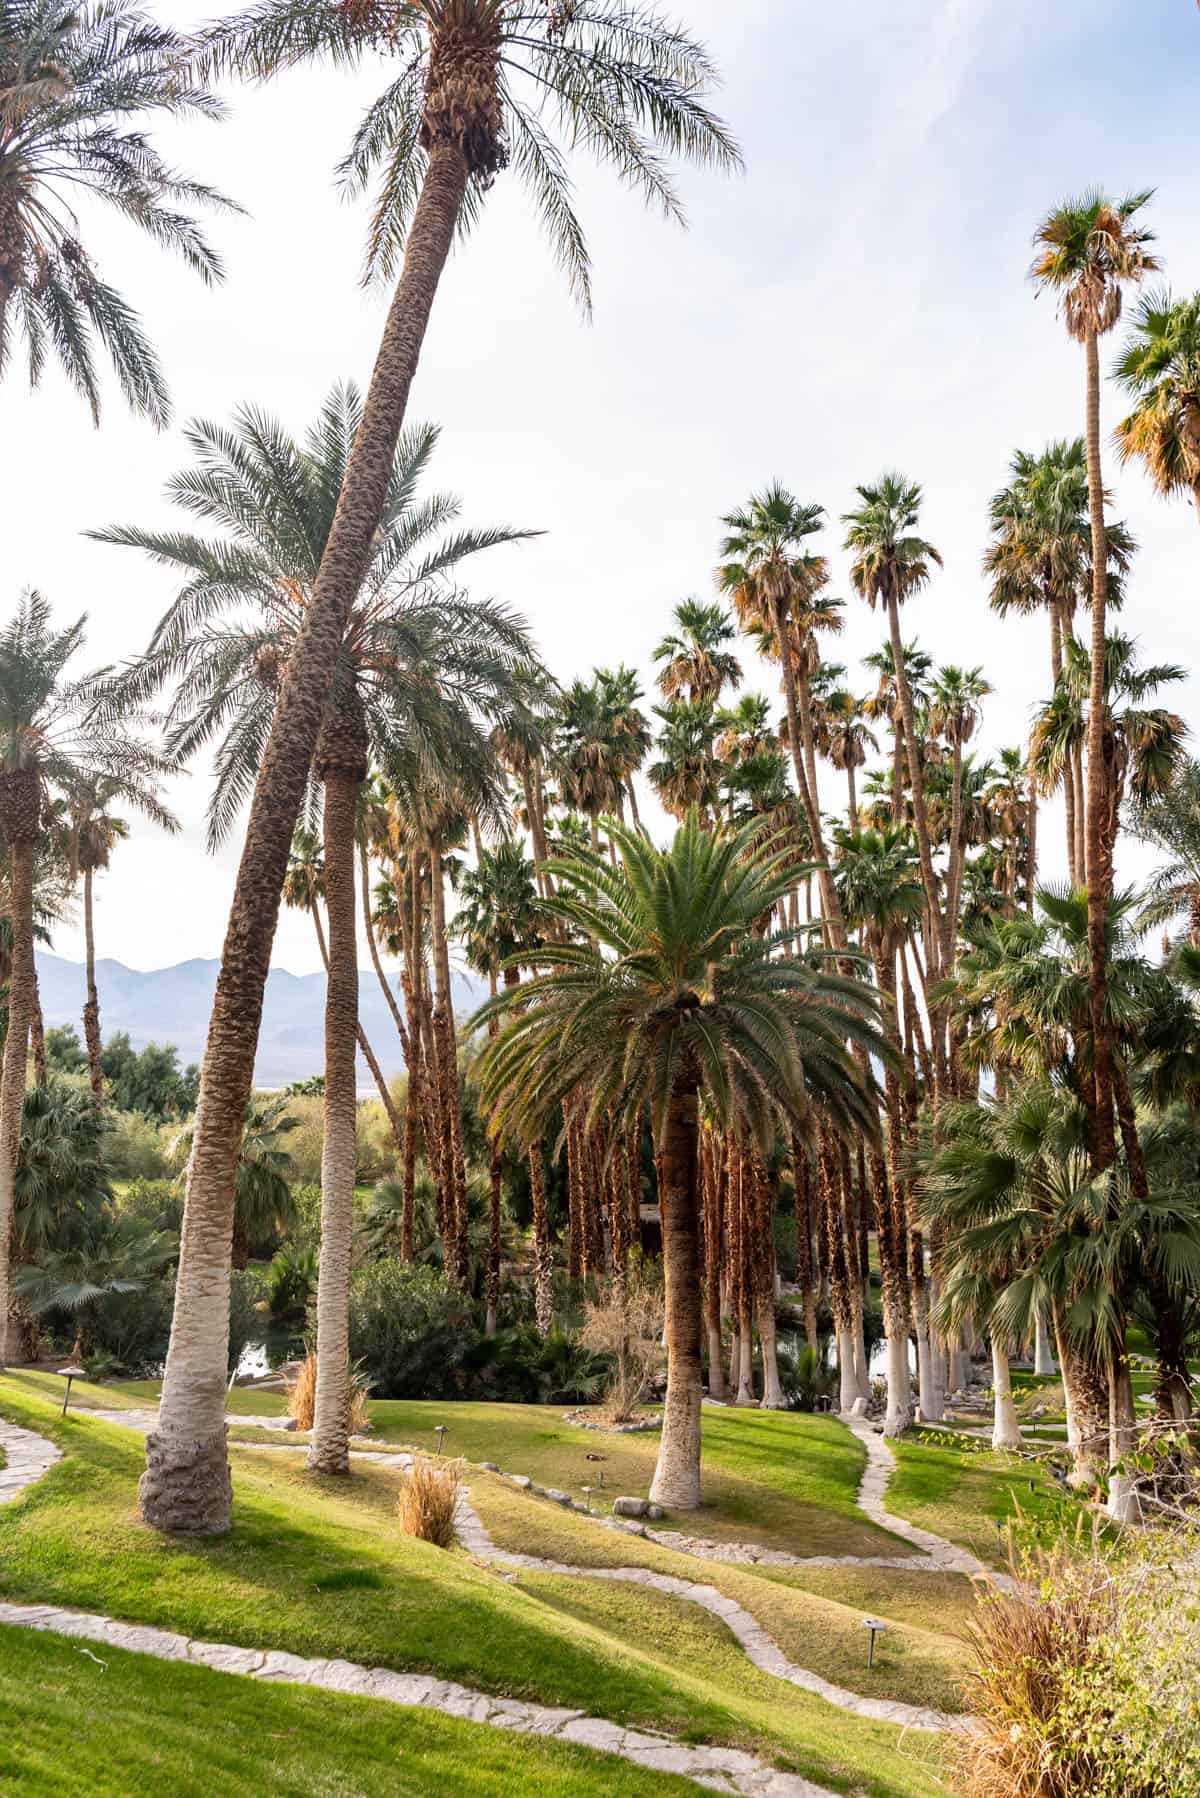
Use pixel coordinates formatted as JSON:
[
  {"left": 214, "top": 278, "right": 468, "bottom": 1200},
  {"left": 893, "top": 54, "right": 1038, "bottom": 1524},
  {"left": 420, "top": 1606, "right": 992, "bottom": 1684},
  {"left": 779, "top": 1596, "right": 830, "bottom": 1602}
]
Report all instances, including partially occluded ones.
[{"left": 35, "top": 952, "right": 486, "bottom": 1092}]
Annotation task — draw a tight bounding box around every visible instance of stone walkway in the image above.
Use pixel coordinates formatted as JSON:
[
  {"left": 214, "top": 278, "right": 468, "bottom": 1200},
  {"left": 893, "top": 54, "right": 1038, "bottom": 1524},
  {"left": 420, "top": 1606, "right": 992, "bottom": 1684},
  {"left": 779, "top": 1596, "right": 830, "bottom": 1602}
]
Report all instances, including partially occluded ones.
[{"left": 0, "top": 1418, "right": 61, "bottom": 1504}]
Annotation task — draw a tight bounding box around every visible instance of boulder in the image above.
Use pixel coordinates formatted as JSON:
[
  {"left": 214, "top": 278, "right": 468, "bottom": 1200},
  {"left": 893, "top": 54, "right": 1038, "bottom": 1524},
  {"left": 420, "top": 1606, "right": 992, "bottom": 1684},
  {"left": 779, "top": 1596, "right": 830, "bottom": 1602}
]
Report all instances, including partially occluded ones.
[{"left": 612, "top": 1496, "right": 650, "bottom": 1518}]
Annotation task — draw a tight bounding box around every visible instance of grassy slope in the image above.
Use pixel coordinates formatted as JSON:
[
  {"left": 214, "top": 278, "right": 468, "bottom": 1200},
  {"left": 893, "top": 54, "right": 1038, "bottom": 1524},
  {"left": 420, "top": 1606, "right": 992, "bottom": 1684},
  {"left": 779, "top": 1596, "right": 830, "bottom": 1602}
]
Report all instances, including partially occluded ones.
[
  {"left": 888, "top": 1435, "right": 1076, "bottom": 1568},
  {"left": 0, "top": 1625, "right": 697, "bottom": 1798},
  {"left": 0, "top": 1380, "right": 943, "bottom": 1798}
]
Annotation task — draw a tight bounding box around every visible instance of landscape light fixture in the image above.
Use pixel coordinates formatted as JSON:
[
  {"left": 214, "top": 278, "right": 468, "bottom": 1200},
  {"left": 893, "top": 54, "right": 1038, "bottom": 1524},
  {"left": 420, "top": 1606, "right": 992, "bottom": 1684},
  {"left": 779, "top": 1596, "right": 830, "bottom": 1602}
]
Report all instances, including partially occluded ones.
[
  {"left": 58, "top": 1365, "right": 86, "bottom": 1417},
  {"left": 861, "top": 1617, "right": 888, "bottom": 1670},
  {"left": 435, "top": 1424, "right": 447, "bottom": 1458},
  {"left": 581, "top": 1485, "right": 593, "bottom": 1514}
]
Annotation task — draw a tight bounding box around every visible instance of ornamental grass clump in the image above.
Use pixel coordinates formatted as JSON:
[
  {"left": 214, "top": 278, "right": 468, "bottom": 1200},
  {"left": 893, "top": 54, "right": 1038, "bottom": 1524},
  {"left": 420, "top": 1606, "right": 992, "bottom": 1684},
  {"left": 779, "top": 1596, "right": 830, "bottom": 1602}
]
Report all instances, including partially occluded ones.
[
  {"left": 285, "top": 1351, "right": 371, "bottom": 1435},
  {"left": 956, "top": 1522, "right": 1200, "bottom": 1797},
  {"left": 396, "top": 1456, "right": 464, "bottom": 1550}
]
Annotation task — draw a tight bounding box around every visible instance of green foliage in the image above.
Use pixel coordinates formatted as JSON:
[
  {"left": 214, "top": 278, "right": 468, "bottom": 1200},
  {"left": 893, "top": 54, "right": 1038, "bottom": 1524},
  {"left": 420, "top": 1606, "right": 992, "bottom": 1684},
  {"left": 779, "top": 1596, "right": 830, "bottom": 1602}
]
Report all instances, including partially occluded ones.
[
  {"left": 346, "top": 1262, "right": 475, "bottom": 1400},
  {"left": 265, "top": 1244, "right": 317, "bottom": 1321},
  {"left": 14, "top": 1076, "right": 113, "bottom": 1259},
  {"left": 112, "top": 1178, "right": 184, "bottom": 1237},
  {"left": 44, "top": 1024, "right": 86, "bottom": 1073},
  {"left": 106, "top": 1109, "right": 176, "bottom": 1181},
  {"left": 100, "top": 1032, "right": 199, "bottom": 1122},
  {"left": 462, "top": 1324, "right": 610, "bottom": 1406}
]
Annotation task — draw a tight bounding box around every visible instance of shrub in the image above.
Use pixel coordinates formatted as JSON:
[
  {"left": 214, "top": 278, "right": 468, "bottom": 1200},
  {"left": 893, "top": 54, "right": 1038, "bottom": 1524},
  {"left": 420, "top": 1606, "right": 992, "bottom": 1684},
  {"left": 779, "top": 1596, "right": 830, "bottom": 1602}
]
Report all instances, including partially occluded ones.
[
  {"left": 285, "top": 1350, "right": 372, "bottom": 1433},
  {"left": 265, "top": 1245, "right": 317, "bottom": 1320},
  {"left": 113, "top": 1178, "right": 183, "bottom": 1236},
  {"left": 957, "top": 1525, "right": 1200, "bottom": 1797},
  {"left": 346, "top": 1262, "right": 473, "bottom": 1399},
  {"left": 107, "top": 1109, "right": 176, "bottom": 1181},
  {"left": 580, "top": 1277, "right": 664, "bottom": 1420},
  {"left": 396, "top": 1455, "right": 463, "bottom": 1548}
]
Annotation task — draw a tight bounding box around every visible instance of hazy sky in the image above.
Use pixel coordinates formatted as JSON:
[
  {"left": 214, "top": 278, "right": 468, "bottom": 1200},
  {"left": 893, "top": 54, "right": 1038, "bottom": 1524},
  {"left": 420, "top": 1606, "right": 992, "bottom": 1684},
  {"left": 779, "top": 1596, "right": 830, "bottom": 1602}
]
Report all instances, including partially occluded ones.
[{"left": 10, "top": 0, "right": 1200, "bottom": 977}]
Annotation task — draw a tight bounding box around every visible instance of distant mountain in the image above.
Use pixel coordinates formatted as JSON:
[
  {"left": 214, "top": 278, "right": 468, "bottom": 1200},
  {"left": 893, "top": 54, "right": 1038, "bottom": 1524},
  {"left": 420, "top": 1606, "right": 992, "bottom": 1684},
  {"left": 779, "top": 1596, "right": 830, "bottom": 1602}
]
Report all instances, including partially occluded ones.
[{"left": 35, "top": 953, "right": 487, "bottom": 1092}]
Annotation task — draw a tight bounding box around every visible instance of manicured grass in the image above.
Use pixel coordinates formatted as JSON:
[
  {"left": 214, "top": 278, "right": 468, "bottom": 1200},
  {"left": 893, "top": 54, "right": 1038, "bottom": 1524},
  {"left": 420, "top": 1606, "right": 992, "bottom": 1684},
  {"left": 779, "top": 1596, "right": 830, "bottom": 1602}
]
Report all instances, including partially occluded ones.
[
  {"left": 0, "top": 1379, "right": 943, "bottom": 1798},
  {"left": 362, "top": 1398, "right": 903, "bottom": 1557},
  {"left": 889, "top": 1435, "right": 1082, "bottom": 1568},
  {"left": 0, "top": 1623, "right": 698, "bottom": 1796},
  {"left": 8, "top": 1368, "right": 291, "bottom": 1417}
]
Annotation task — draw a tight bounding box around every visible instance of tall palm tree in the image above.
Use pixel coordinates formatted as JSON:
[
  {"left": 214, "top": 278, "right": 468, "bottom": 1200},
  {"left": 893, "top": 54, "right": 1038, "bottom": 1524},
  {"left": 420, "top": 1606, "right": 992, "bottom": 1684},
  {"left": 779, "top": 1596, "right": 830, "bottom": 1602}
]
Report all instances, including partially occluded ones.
[
  {"left": 653, "top": 599, "right": 741, "bottom": 705},
  {"left": 1114, "top": 288, "right": 1200, "bottom": 524},
  {"left": 1031, "top": 189, "right": 1159, "bottom": 1173},
  {"left": 138, "top": 4, "right": 736, "bottom": 1535},
  {"left": 0, "top": 592, "right": 170, "bottom": 1367},
  {"left": 823, "top": 691, "right": 877, "bottom": 827},
  {"left": 68, "top": 775, "right": 177, "bottom": 1100},
  {"left": 595, "top": 665, "right": 651, "bottom": 828},
  {"left": 843, "top": 476, "right": 944, "bottom": 967},
  {"left": 1128, "top": 757, "right": 1200, "bottom": 947},
  {"left": 648, "top": 698, "right": 720, "bottom": 823},
  {"left": 929, "top": 666, "right": 991, "bottom": 962},
  {"left": 863, "top": 639, "right": 932, "bottom": 829},
  {"left": 0, "top": 0, "right": 234, "bottom": 421},
  {"left": 102, "top": 387, "right": 538, "bottom": 1497},
  {"left": 476, "top": 813, "right": 885, "bottom": 1507},
  {"left": 175, "top": 1094, "right": 300, "bottom": 1271},
  {"left": 717, "top": 484, "right": 844, "bottom": 937}
]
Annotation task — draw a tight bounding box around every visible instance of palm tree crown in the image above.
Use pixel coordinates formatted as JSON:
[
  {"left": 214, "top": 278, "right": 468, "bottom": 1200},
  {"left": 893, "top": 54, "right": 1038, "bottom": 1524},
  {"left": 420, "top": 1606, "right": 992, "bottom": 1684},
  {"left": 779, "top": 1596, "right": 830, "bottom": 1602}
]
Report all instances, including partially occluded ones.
[
  {"left": 1030, "top": 189, "right": 1159, "bottom": 341},
  {"left": 1114, "top": 288, "right": 1200, "bottom": 513},
  {"left": 0, "top": 0, "right": 235, "bottom": 422}
]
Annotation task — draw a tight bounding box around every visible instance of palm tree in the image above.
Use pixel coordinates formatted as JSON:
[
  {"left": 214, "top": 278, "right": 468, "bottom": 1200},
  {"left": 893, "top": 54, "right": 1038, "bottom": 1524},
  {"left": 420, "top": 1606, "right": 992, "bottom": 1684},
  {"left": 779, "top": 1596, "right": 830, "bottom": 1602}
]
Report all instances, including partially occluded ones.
[
  {"left": 175, "top": 1094, "right": 300, "bottom": 1271},
  {"left": 595, "top": 665, "right": 651, "bottom": 828},
  {"left": 843, "top": 476, "right": 944, "bottom": 967},
  {"left": 824, "top": 691, "right": 877, "bottom": 828},
  {"left": 101, "top": 388, "right": 538, "bottom": 1494},
  {"left": 138, "top": 5, "right": 735, "bottom": 1535},
  {"left": 863, "top": 639, "right": 933, "bottom": 830},
  {"left": 555, "top": 678, "right": 625, "bottom": 845},
  {"left": 1114, "top": 288, "right": 1200, "bottom": 524},
  {"left": 648, "top": 698, "right": 721, "bottom": 823},
  {"left": 717, "top": 485, "right": 844, "bottom": 937},
  {"left": 653, "top": 599, "right": 741, "bottom": 705},
  {"left": 929, "top": 666, "right": 991, "bottom": 962},
  {"left": 68, "top": 776, "right": 177, "bottom": 1101},
  {"left": 1031, "top": 189, "right": 1159, "bottom": 1173},
  {"left": 476, "top": 813, "right": 885, "bottom": 1507},
  {"left": 0, "top": 0, "right": 234, "bottom": 421},
  {"left": 714, "top": 693, "right": 773, "bottom": 768},
  {"left": 984, "top": 440, "right": 1135, "bottom": 883},
  {"left": 1128, "top": 757, "right": 1200, "bottom": 946},
  {"left": 0, "top": 592, "right": 169, "bottom": 1368}
]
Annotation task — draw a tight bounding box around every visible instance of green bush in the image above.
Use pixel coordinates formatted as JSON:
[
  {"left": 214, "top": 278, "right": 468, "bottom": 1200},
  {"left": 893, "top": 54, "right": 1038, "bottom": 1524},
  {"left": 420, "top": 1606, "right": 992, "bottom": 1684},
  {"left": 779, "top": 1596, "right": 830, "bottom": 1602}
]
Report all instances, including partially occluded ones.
[
  {"left": 107, "top": 1110, "right": 176, "bottom": 1181},
  {"left": 113, "top": 1178, "right": 183, "bottom": 1236},
  {"left": 346, "top": 1262, "right": 474, "bottom": 1399}
]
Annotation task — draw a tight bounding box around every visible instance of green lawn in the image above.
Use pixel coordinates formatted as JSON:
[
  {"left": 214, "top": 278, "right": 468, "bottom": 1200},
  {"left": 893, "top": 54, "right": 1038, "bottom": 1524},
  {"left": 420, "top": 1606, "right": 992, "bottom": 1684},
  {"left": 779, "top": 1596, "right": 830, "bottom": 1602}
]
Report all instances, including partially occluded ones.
[
  {"left": 0, "top": 1378, "right": 945, "bottom": 1798},
  {"left": 0, "top": 1625, "right": 698, "bottom": 1797},
  {"left": 889, "top": 1434, "right": 1080, "bottom": 1568}
]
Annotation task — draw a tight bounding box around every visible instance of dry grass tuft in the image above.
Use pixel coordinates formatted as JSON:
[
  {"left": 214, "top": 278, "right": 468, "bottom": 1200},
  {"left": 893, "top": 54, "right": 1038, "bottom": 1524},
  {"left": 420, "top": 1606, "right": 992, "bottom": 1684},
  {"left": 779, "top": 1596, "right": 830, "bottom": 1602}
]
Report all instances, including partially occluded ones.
[
  {"left": 396, "top": 1455, "right": 464, "bottom": 1549},
  {"left": 285, "top": 1352, "right": 372, "bottom": 1434}
]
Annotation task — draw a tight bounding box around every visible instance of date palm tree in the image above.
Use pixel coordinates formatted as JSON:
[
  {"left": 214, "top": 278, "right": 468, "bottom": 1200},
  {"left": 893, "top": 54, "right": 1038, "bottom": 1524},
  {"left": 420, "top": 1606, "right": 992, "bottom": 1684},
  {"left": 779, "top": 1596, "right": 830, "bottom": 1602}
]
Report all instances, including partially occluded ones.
[
  {"left": 141, "top": 2, "right": 736, "bottom": 1533},
  {"left": 68, "top": 775, "right": 177, "bottom": 1100},
  {"left": 1031, "top": 189, "right": 1159, "bottom": 1173},
  {"left": 1128, "top": 757, "right": 1200, "bottom": 947},
  {"left": 0, "top": 0, "right": 234, "bottom": 421},
  {"left": 653, "top": 598, "right": 741, "bottom": 706},
  {"left": 174, "top": 1094, "right": 299, "bottom": 1271},
  {"left": 101, "top": 385, "right": 539, "bottom": 1497},
  {"left": 843, "top": 476, "right": 944, "bottom": 966},
  {"left": 476, "top": 812, "right": 885, "bottom": 1507},
  {"left": 1114, "top": 288, "right": 1200, "bottom": 525}
]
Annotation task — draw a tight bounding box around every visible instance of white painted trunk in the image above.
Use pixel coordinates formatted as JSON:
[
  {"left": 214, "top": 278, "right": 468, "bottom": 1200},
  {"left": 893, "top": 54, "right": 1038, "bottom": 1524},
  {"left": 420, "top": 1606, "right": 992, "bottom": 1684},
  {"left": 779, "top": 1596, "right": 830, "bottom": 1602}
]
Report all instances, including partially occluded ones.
[
  {"left": 990, "top": 1337, "right": 1022, "bottom": 1451},
  {"left": 735, "top": 1326, "right": 755, "bottom": 1405},
  {"left": 1033, "top": 1306, "right": 1056, "bottom": 1376},
  {"left": 757, "top": 1300, "right": 785, "bottom": 1409},
  {"left": 882, "top": 1333, "right": 912, "bottom": 1437},
  {"left": 852, "top": 1309, "right": 872, "bottom": 1403},
  {"left": 836, "top": 1328, "right": 858, "bottom": 1413}
]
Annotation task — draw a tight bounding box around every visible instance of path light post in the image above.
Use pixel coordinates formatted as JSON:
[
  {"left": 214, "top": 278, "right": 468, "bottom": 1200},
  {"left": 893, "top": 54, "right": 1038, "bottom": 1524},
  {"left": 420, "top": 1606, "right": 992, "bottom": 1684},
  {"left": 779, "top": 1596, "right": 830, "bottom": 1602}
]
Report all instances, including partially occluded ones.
[
  {"left": 581, "top": 1485, "right": 593, "bottom": 1513},
  {"left": 435, "top": 1424, "right": 447, "bottom": 1458},
  {"left": 861, "top": 1617, "right": 888, "bottom": 1670},
  {"left": 58, "top": 1366, "right": 85, "bottom": 1417}
]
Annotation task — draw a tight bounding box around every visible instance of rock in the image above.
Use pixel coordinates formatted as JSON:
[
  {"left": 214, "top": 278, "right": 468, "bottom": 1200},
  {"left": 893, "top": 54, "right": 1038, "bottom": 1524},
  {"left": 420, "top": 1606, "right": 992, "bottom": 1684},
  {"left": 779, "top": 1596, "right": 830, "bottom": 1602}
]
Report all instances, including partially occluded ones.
[
  {"left": 284, "top": 1417, "right": 299, "bottom": 1432},
  {"left": 612, "top": 1496, "right": 650, "bottom": 1518},
  {"left": 544, "top": 1488, "right": 571, "bottom": 1505},
  {"left": 646, "top": 1503, "right": 665, "bottom": 1521},
  {"left": 480, "top": 1461, "right": 500, "bottom": 1472},
  {"left": 510, "top": 1474, "right": 532, "bottom": 1489}
]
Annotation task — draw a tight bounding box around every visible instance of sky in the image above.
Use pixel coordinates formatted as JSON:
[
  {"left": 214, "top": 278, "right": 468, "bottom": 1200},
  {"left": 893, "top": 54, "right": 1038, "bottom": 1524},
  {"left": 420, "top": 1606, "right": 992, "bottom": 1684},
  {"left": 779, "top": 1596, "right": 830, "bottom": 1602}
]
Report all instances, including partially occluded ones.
[{"left": 9, "top": 0, "right": 1200, "bottom": 977}]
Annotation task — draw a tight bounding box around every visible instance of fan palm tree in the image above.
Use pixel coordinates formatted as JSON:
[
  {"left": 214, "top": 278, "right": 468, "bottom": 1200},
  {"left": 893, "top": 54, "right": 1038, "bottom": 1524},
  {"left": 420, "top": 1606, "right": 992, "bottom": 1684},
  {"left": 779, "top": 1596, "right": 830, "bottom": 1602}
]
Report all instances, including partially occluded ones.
[
  {"left": 843, "top": 476, "right": 944, "bottom": 966},
  {"left": 0, "top": 592, "right": 170, "bottom": 1368},
  {"left": 1031, "top": 189, "right": 1159, "bottom": 1173},
  {"left": 0, "top": 0, "right": 234, "bottom": 422},
  {"left": 1114, "top": 288, "right": 1200, "bottom": 524},
  {"left": 863, "top": 638, "right": 932, "bottom": 829},
  {"left": 648, "top": 698, "right": 720, "bottom": 823},
  {"left": 823, "top": 691, "right": 877, "bottom": 827},
  {"left": 929, "top": 666, "right": 991, "bottom": 960},
  {"left": 68, "top": 775, "right": 176, "bottom": 1100},
  {"left": 1127, "top": 757, "right": 1200, "bottom": 946},
  {"left": 99, "top": 386, "right": 539, "bottom": 1495},
  {"left": 476, "top": 812, "right": 885, "bottom": 1507},
  {"left": 595, "top": 665, "right": 651, "bottom": 829},
  {"left": 714, "top": 693, "right": 773, "bottom": 768},
  {"left": 717, "top": 485, "right": 844, "bottom": 937},
  {"left": 653, "top": 599, "right": 741, "bottom": 706},
  {"left": 143, "top": 2, "right": 736, "bottom": 1537}
]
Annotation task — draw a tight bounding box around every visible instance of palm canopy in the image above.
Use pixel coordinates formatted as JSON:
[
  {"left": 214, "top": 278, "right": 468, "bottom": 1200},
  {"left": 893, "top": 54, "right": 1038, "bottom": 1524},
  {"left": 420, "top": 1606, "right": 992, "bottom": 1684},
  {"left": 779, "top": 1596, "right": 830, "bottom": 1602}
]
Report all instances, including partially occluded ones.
[
  {"left": 1030, "top": 630, "right": 1186, "bottom": 811},
  {"left": 1114, "top": 287, "right": 1200, "bottom": 506},
  {"left": 454, "top": 836, "right": 542, "bottom": 980},
  {"left": 1030, "top": 189, "right": 1159, "bottom": 341},
  {"left": 0, "top": 0, "right": 235, "bottom": 423},
  {"left": 199, "top": 0, "right": 741, "bottom": 308},
  {"left": 648, "top": 697, "right": 720, "bottom": 821},
  {"left": 1127, "top": 757, "right": 1200, "bottom": 942},
  {"left": 834, "top": 825, "right": 923, "bottom": 948},
  {"left": 842, "top": 474, "right": 942, "bottom": 610},
  {"left": 474, "top": 811, "right": 886, "bottom": 1153},
  {"left": 653, "top": 599, "right": 741, "bottom": 705},
  {"left": 984, "top": 439, "right": 1134, "bottom": 625},
  {"left": 95, "top": 382, "right": 544, "bottom": 846},
  {"left": 716, "top": 483, "right": 826, "bottom": 631},
  {"left": 929, "top": 665, "right": 990, "bottom": 747}
]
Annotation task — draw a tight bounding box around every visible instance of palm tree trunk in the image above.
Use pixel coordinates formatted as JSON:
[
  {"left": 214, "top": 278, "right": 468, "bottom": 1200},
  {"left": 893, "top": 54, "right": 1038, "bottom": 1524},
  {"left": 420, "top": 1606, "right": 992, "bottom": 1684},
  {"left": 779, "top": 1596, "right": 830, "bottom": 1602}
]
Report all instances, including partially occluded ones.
[
  {"left": 485, "top": 968, "right": 502, "bottom": 1335},
  {"left": 650, "top": 1082, "right": 703, "bottom": 1507},
  {"left": 429, "top": 842, "right": 468, "bottom": 1288},
  {"left": 1033, "top": 1306, "right": 1056, "bottom": 1377},
  {"left": 361, "top": 846, "right": 410, "bottom": 1063},
  {"left": 774, "top": 605, "right": 844, "bottom": 945},
  {"left": 792, "top": 1136, "right": 818, "bottom": 1354},
  {"left": 0, "top": 832, "right": 35, "bottom": 1368},
  {"left": 82, "top": 865, "right": 105, "bottom": 1101},
  {"left": 990, "top": 1335, "right": 1021, "bottom": 1450},
  {"left": 308, "top": 768, "right": 360, "bottom": 1477},
  {"left": 873, "top": 945, "right": 915, "bottom": 1436},
  {"left": 528, "top": 1146, "right": 554, "bottom": 1339},
  {"left": 1025, "top": 769, "right": 1037, "bottom": 916},
  {"left": 308, "top": 897, "right": 403, "bottom": 1156},
  {"left": 1082, "top": 324, "right": 1116, "bottom": 1173},
  {"left": 887, "top": 595, "right": 943, "bottom": 973},
  {"left": 701, "top": 1134, "right": 725, "bottom": 1397},
  {"left": 846, "top": 763, "right": 857, "bottom": 828},
  {"left": 29, "top": 976, "right": 47, "bottom": 1090},
  {"left": 626, "top": 778, "right": 642, "bottom": 830},
  {"left": 946, "top": 740, "right": 964, "bottom": 964},
  {"left": 140, "top": 142, "right": 472, "bottom": 1535}
]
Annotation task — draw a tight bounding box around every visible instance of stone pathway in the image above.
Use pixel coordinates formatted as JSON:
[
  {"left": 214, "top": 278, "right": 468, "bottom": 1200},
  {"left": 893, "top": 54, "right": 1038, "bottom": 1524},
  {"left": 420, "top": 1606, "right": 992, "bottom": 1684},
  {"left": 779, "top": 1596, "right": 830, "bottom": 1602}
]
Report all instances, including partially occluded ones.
[{"left": 0, "top": 1419, "right": 61, "bottom": 1504}]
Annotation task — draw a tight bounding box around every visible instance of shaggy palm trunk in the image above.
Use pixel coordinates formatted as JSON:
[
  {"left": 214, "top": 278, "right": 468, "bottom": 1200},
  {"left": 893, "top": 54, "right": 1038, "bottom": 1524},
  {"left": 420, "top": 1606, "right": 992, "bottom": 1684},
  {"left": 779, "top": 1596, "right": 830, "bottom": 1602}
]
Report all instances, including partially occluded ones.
[
  {"left": 81, "top": 864, "right": 105, "bottom": 1101},
  {"left": 701, "top": 1134, "right": 726, "bottom": 1398},
  {"left": 1055, "top": 1312, "right": 1108, "bottom": 1485},
  {"left": 308, "top": 758, "right": 362, "bottom": 1477},
  {"left": 29, "top": 980, "right": 46, "bottom": 1090},
  {"left": 751, "top": 1151, "right": 784, "bottom": 1410},
  {"left": 650, "top": 1084, "right": 704, "bottom": 1507},
  {"left": 774, "top": 602, "right": 844, "bottom": 946},
  {"left": 886, "top": 595, "right": 942, "bottom": 975},
  {"left": 484, "top": 969, "right": 502, "bottom": 1335},
  {"left": 308, "top": 896, "right": 403, "bottom": 1157},
  {"left": 818, "top": 1134, "right": 857, "bottom": 1413},
  {"left": 0, "top": 818, "right": 36, "bottom": 1368},
  {"left": 429, "top": 842, "right": 468, "bottom": 1288},
  {"left": 792, "top": 1136, "right": 819, "bottom": 1355},
  {"left": 1083, "top": 324, "right": 1116, "bottom": 1172},
  {"left": 140, "top": 138, "right": 473, "bottom": 1534},
  {"left": 990, "top": 1335, "right": 1021, "bottom": 1450},
  {"left": 528, "top": 1148, "right": 554, "bottom": 1339}
]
